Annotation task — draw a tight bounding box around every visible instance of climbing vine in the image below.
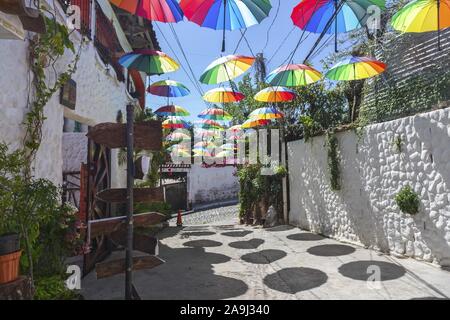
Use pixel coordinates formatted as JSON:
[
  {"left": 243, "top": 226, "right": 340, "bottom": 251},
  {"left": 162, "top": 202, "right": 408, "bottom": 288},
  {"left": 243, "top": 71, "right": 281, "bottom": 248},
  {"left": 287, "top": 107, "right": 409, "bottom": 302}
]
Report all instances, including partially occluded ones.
[
  {"left": 23, "top": 16, "right": 81, "bottom": 177},
  {"left": 326, "top": 130, "right": 341, "bottom": 191}
]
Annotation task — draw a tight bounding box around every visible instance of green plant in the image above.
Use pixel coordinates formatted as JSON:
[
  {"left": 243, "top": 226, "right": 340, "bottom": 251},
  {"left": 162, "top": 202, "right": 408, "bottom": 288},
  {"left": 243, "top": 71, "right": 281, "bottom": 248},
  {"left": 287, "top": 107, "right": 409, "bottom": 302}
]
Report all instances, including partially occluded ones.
[
  {"left": 393, "top": 134, "right": 403, "bottom": 153},
  {"left": 299, "top": 115, "right": 317, "bottom": 142},
  {"left": 23, "top": 16, "right": 81, "bottom": 178},
  {"left": 134, "top": 201, "right": 172, "bottom": 217},
  {"left": 34, "top": 275, "right": 82, "bottom": 300},
  {"left": 395, "top": 185, "right": 420, "bottom": 215},
  {"left": 326, "top": 130, "right": 341, "bottom": 191}
]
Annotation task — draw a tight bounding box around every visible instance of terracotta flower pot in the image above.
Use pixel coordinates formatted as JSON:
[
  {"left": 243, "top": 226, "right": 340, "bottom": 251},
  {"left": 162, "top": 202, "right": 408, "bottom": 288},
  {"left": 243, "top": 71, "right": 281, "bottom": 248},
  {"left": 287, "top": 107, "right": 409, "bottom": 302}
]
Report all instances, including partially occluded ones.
[{"left": 0, "top": 250, "right": 22, "bottom": 284}]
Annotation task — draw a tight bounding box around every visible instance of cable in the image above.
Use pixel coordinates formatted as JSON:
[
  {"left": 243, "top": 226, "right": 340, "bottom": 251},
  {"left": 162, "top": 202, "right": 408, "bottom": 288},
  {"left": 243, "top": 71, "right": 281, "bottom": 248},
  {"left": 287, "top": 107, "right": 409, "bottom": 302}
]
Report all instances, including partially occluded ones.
[
  {"left": 267, "top": 26, "right": 296, "bottom": 65},
  {"left": 263, "top": 0, "right": 281, "bottom": 52}
]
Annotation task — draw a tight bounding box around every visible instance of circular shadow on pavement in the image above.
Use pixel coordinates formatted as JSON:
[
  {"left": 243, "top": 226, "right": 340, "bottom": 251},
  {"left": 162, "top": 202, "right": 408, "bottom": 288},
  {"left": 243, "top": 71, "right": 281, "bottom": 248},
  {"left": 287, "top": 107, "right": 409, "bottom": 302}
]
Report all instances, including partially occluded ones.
[
  {"left": 264, "top": 267, "right": 328, "bottom": 294},
  {"left": 338, "top": 260, "right": 406, "bottom": 281},
  {"left": 181, "top": 231, "right": 216, "bottom": 237},
  {"left": 229, "top": 239, "right": 265, "bottom": 249},
  {"left": 287, "top": 233, "right": 324, "bottom": 241},
  {"left": 307, "top": 244, "right": 356, "bottom": 257},
  {"left": 183, "top": 239, "right": 223, "bottom": 248},
  {"left": 241, "top": 249, "right": 286, "bottom": 264},
  {"left": 265, "top": 225, "right": 295, "bottom": 232},
  {"left": 222, "top": 230, "right": 253, "bottom": 237}
]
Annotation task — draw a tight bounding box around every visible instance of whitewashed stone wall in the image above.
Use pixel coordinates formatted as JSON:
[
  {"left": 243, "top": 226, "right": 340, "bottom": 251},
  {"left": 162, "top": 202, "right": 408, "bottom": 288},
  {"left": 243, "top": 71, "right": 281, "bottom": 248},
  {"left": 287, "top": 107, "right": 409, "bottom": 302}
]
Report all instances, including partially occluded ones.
[
  {"left": 0, "top": 29, "right": 130, "bottom": 187},
  {"left": 62, "top": 133, "right": 88, "bottom": 172},
  {"left": 288, "top": 107, "right": 450, "bottom": 266},
  {"left": 187, "top": 165, "right": 239, "bottom": 205}
]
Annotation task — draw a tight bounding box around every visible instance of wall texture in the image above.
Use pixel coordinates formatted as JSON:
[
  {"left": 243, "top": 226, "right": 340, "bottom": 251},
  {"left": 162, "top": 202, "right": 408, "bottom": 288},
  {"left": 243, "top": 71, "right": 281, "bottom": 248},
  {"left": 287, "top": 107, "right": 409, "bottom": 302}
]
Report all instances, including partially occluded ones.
[
  {"left": 288, "top": 107, "right": 450, "bottom": 266},
  {"left": 0, "top": 33, "right": 129, "bottom": 187},
  {"left": 188, "top": 165, "right": 239, "bottom": 205}
]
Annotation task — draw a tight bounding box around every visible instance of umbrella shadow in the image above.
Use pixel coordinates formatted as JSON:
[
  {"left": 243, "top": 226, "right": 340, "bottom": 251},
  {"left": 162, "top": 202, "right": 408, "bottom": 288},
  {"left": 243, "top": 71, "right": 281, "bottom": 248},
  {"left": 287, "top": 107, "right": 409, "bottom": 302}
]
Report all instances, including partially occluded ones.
[
  {"left": 265, "top": 225, "right": 296, "bottom": 232},
  {"left": 241, "top": 249, "right": 286, "bottom": 264},
  {"left": 229, "top": 239, "right": 265, "bottom": 250},
  {"left": 338, "top": 260, "right": 406, "bottom": 281},
  {"left": 307, "top": 244, "right": 356, "bottom": 257},
  {"left": 221, "top": 230, "right": 253, "bottom": 237},
  {"left": 287, "top": 233, "right": 325, "bottom": 241},
  {"left": 181, "top": 231, "right": 216, "bottom": 237},
  {"left": 183, "top": 239, "right": 223, "bottom": 248},
  {"left": 264, "top": 267, "right": 328, "bottom": 294}
]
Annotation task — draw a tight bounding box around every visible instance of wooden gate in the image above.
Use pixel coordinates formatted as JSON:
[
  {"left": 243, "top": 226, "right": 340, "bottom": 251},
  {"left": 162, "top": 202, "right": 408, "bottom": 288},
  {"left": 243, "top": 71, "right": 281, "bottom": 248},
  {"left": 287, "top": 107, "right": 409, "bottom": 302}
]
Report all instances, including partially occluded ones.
[{"left": 83, "top": 135, "right": 112, "bottom": 275}]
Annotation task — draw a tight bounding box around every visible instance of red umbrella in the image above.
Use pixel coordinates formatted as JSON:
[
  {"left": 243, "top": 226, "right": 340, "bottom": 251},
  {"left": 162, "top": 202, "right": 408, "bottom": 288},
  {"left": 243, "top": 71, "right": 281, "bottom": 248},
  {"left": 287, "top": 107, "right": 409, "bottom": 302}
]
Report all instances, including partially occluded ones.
[{"left": 109, "top": 0, "right": 184, "bottom": 23}]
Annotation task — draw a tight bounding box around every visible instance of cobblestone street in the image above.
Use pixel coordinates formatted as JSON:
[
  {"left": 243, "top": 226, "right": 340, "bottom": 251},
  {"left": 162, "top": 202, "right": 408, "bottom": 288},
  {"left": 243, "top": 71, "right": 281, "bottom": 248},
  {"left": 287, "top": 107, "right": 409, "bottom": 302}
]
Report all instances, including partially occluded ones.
[{"left": 82, "top": 205, "right": 450, "bottom": 300}]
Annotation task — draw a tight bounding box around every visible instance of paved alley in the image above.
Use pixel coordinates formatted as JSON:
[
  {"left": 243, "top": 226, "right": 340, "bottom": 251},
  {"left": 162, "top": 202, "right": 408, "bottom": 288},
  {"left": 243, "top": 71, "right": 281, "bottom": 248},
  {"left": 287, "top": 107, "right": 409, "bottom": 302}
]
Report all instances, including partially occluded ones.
[{"left": 81, "top": 205, "right": 450, "bottom": 300}]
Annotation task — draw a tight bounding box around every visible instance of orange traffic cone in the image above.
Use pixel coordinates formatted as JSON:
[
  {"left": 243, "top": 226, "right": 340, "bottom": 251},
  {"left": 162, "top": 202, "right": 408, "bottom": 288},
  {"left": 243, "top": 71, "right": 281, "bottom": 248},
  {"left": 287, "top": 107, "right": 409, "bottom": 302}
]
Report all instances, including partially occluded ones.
[{"left": 176, "top": 210, "right": 183, "bottom": 227}]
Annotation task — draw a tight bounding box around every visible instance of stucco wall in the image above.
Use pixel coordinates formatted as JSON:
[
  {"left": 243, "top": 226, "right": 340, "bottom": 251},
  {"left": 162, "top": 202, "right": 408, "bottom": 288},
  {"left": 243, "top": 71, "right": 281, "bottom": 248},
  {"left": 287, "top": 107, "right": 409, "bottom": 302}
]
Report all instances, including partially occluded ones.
[
  {"left": 188, "top": 165, "right": 239, "bottom": 205},
  {"left": 288, "top": 107, "right": 450, "bottom": 266},
  {"left": 0, "top": 32, "right": 130, "bottom": 187}
]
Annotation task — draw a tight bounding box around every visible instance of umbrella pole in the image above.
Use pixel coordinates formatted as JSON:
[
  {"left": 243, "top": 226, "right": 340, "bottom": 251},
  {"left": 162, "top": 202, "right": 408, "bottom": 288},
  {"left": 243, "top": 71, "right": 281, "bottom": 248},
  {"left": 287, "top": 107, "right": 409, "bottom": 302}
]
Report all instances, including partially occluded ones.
[
  {"left": 222, "top": 0, "right": 227, "bottom": 52},
  {"left": 334, "top": 0, "right": 338, "bottom": 52},
  {"left": 438, "top": 0, "right": 441, "bottom": 51}
]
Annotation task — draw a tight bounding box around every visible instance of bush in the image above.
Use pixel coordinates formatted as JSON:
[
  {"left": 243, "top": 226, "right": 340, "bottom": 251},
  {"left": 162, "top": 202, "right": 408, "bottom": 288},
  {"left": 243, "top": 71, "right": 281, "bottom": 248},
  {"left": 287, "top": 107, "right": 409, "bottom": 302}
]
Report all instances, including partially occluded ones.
[
  {"left": 134, "top": 201, "right": 172, "bottom": 216},
  {"left": 34, "top": 275, "right": 82, "bottom": 300},
  {"left": 395, "top": 185, "right": 420, "bottom": 215}
]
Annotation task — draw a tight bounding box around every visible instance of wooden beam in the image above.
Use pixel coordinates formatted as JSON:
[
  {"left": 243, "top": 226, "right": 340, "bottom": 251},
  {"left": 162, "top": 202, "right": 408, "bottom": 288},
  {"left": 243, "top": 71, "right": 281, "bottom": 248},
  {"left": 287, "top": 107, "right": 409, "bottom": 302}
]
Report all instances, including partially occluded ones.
[
  {"left": 96, "top": 187, "right": 164, "bottom": 203},
  {"left": 95, "top": 255, "right": 165, "bottom": 279},
  {"left": 89, "top": 212, "right": 166, "bottom": 238},
  {"left": 86, "top": 121, "right": 162, "bottom": 150},
  {"left": 110, "top": 231, "right": 159, "bottom": 255}
]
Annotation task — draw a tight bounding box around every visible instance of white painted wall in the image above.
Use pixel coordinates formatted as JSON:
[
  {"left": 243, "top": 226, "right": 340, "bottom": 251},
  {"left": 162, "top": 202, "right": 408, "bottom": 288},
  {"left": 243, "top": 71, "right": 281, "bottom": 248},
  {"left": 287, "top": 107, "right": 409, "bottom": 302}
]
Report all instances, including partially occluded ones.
[
  {"left": 288, "top": 107, "right": 450, "bottom": 266},
  {"left": 187, "top": 165, "right": 239, "bottom": 205},
  {"left": 0, "top": 14, "right": 132, "bottom": 187}
]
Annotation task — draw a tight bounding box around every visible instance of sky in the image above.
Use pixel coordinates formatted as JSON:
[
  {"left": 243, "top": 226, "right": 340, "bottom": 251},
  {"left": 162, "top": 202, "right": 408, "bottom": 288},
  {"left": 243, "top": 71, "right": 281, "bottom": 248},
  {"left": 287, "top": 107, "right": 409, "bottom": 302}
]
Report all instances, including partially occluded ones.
[{"left": 146, "top": 0, "right": 338, "bottom": 122}]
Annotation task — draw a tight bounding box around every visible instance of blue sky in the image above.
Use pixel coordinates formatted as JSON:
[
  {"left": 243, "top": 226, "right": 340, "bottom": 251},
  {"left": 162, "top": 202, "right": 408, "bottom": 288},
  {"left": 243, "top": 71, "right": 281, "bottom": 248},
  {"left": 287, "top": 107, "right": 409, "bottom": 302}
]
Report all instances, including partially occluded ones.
[{"left": 146, "top": 0, "right": 337, "bottom": 122}]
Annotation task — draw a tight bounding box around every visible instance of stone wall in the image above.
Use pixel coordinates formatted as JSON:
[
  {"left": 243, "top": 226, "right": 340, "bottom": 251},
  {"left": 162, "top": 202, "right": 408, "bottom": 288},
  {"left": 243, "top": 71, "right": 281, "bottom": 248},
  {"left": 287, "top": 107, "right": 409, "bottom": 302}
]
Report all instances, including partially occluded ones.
[{"left": 288, "top": 107, "right": 450, "bottom": 266}]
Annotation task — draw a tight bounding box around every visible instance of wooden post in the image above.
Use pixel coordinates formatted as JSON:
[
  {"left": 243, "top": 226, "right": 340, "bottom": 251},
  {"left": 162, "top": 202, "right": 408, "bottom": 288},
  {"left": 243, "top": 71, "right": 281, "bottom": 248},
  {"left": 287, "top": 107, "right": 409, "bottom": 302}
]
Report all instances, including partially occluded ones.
[{"left": 125, "top": 104, "right": 134, "bottom": 300}]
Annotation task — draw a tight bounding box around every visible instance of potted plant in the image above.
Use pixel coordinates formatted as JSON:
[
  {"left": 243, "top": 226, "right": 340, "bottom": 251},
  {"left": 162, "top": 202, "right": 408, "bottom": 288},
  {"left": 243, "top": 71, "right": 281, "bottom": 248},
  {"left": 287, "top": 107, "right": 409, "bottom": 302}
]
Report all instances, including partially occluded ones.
[{"left": 0, "top": 233, "right": 22, "bottom": 284}]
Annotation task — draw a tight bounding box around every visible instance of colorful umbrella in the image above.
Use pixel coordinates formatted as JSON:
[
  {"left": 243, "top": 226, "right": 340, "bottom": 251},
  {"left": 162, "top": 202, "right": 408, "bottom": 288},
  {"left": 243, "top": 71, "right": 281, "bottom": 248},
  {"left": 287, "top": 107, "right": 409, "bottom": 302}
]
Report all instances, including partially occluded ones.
[
  {"left": 195, "top": 129, "right": 222, "bottom": 138},
  {"left": 391, "top": 0, "right": 450, "bottom": 50},
  {"left": 194, "top": 141, "right": 217, "bottom": 149},
  {"left": 167, "top": 144, "right": 189, "bottom": 151},
  {"left": 219, "top": 143, "right": 236, "bottom": 150},
  {"left": 166, "top": 132, "right": 191, "bottom": 141},
  {"left": 162, "top": 116, "right": 191, "bottom": 129},
  {"left": 249, "top": 107, "right": 284, "bottom": 120},
  {"left": 193, "top": 149, "right": 212, "bottom": 157},
  {"left": 198, "top": 108, "right": 233, "bottom": 121},
  {"left": 171, "top": 150, "right": 191, "bottom": 158},
  {"left": 254, "top": 86, "right": 296, "bottom": 103},
  {"left": 119, "top": 50, "right": 179, "bottom": 75},
  {"left": 291, "top": 0, "right": 385, "bottom": 51},
  {"left": 155, "top": 105, "right": 190, "bottom": 116},
  {"left": 200, "top": 55, "right": 255, "bottom": 84},
  {"left": 266, "top": 64, "right": 322, "bottom": 87},
  {"left": 203, "top": 88, "right": 245, "bottom": 103},
  {"left": 226, "top": 134, "right": 244, "bottom": 141},
  {"left": 325, "top": 56, "right": 386, "bottom": 81},
  {"left": 109, "top": 0, "right": 184, "bottom": 23},
  {"left": 180, "top": 0, "right": 272, "bottom": 51},
  {"left": 215, "top": 150, "right": 234, "bottom": 158},
  {"left": 148, "top": 80, "right": 190, "bottom": 97},
  {"left": 242, "top": 118, "right": 272, "bottom": 128},
  {"left": 227, "top": 124, "right": 242, "bottom": 132}
]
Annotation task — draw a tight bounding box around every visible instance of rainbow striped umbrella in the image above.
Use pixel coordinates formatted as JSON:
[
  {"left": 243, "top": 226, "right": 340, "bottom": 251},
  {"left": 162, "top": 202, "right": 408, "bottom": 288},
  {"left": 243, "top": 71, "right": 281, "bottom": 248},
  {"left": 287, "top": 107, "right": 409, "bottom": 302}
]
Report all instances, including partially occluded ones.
[
  {"left": 155, "top": 105, "right": 190, "bottom": 116},
  {"left": 203, "top": 88, "right": 245, "bottom": 103},
  {"left": 227, "top": 124, "right": 242, "bottom": 132},
  {"left": 198, "top": 108, "right": 233, "bottom": 121},
  {"left": 215, "top": 150, "right": 234, "bottom": 158},
  {"left": 291, "top": 0, "right": 385, "bottom": 51},
  {"left": 195, "top": 129, "right": 222, "bottom": 138},
  {"left": 266, "top": 64, "right": 322, "bottom": 87},
  {"left": 162, "top": 116, "right": 191, "bottom": 129},
  {"left": 254, "top": 86, "right": 296, "bottom": 103},
  {"left": 325, "top": 56, "right": 386, "bottom": 81},
  {"left": 200, "top": 55, "right": 255, "bottom": 84},
  {"left": 242, "top": 118, "right": 272, "bottom": 128},
  {"left": 119, "top": 50, "right": 179, "bottom": 75},
  {"left": 194, "top": 141, "right": 217, "bottom": 149},
  {"left": 180, "top": 0, "right": 272, "bottom": 51},
  {"left": 195, "top": 119, "right": 224, "bottom": 130},
  {"left": 193, "top": 148, "right": 212, "bottom": 157},
  {"left": 166, "top": 132, "right": 191, "bottom": 141},
  {"left": 219, "top": 143, "right": 236, "bottom": 150},
  {"left": 172, "top": 150, "right": 191, "bottom": 158},
  {"left": 249, "top": 107, "right": 284, "bottom": 120},
  {"left": 109, "top": 0, "right": 184, "bottom": 23},
  {"left": 148, "top": 80, "right": 190, "bottom": 97},
  {"left": 391, "top": 0, "right": 450, "bottom": 49},
  {"left": 226, "top": 134, "right": 244, "bottom": 141}
]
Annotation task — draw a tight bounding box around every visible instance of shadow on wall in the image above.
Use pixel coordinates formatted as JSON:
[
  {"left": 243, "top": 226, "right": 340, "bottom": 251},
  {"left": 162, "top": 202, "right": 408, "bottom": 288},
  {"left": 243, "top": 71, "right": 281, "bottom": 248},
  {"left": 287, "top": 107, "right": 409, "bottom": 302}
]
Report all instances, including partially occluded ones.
[{"left": 263, "top": 267, "right": 328, "bottom": 294}]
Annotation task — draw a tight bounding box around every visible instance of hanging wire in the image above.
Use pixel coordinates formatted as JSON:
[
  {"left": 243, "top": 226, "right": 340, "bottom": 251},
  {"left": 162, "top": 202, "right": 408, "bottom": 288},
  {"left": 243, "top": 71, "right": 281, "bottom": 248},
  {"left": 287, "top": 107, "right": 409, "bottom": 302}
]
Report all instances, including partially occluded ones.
[{"left": 263, "top": 0, "right": 281, "bottom": 52}]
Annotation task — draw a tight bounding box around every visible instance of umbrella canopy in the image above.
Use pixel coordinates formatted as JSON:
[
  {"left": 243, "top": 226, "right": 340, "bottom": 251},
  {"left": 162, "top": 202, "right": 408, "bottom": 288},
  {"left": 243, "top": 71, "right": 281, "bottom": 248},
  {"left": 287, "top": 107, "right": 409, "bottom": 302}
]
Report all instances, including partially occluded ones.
[
  {"left": 109, "top": 0, "right": 184, "bottom": 23},
  {"left": 194, "top": 141, "right": 217, "bottom": 149},
  {"left": 162, "top": 116, "right": 191, "bottom": 129},
  {"left": 203, "top": 88, "right": 245, "bottom": 103},
  {"left": 325, "top": 56, "right": 386, "bottom": 81},
  {"left": 249, "top": 107, "right": 284, "bottom": 120},
  {"left": 166, "top": 132, "right": 191, "bottom": 141},
  {"left": 167, "top": 144, "right": 189, "bottom": 151},
  {"left": 219, "top": 143, "right": 236, "bottom": 150},
  {"left": 215, "top": 150, "right": 234, "bottom": 158},
  {"left": 193, "top": 149, "right": 212, "bottom": 157},
  {"left": 180, "top": 0, "right": 272, "bottom": 31},
  {"left": 195, "top": 129, "right": 222, "bottom": 138},
  {"left": 227, "top": 124, "right": 242, "bottom": 132},
  {"left": 226, "top": 134, "right": 244, "bottom": 141},
  {"left": 200, "top": 55, "right": 255, "bottom": 84},
  {"left": 291, "top": 0, "right": 385, "bottom": 34},
  {"left": 119, "top": 50, "right": 179, "bottom": 75},
  {"left": 155, "top": 105, "right": 190, "bottom": 116},
  {"left": 171, "top": 150, "right": 191, "bottom": 157},
  {"left": 148, "top": 80, "right": 190, "bottom": 97},
  {"left": 266, "top": 64, "right": 322, "bottom": 87},
  {"left": 195, "top": 119, "right": 224, "bottom": 130},
  {"left": 254, "top": 86, "right": 296, "bottom": 102},
  {"left": 242, "top": 118, "right": 272, "bottom": 128},
  {"left": 198, "top": 108, "right": 233, "bottom": 121}
]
